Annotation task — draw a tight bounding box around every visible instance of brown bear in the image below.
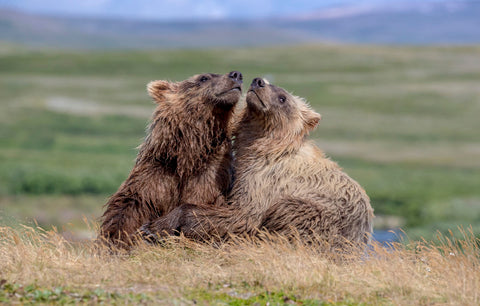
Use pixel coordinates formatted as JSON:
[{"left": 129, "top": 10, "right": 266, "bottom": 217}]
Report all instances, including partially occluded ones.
[
  {"left": 99, "top": 71, "right": 243, "bottom": 247},
  {"left": 141, "top": 78, "right": 374, "bottom": 249}
]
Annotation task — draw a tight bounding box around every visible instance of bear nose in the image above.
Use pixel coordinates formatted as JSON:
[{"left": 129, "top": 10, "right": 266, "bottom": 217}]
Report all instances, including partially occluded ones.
[
  {"left": 251, "top": 77, "right": 265, "bottom": 89},
  {"left": 228, "top": 71, "right": 243, "bottom": 83}
]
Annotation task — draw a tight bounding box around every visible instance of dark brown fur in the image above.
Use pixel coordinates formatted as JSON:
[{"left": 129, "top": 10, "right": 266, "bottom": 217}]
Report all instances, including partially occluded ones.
[
  {"left": 99, "top": 72, "right": 243, "bottom": 247},
  {"left": 142, "top": 79, "right": 374, "bottom": 249}
]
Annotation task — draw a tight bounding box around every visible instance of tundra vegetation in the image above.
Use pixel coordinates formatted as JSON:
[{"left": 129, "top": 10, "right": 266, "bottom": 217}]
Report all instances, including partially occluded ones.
[
  {"left": 1, "top": 44, "right": 479, "bottom": 304},
  {"left": 0, "top": 225, "right": 479, "bottom": 304}
]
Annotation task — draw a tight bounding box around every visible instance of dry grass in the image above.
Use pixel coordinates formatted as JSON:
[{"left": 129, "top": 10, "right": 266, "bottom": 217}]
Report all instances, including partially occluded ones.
[{"left": 0, "top": 224, "right": 479, "bottom": 305}]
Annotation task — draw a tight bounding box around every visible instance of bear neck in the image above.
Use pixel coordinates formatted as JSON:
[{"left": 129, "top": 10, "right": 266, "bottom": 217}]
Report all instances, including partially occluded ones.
[
  {"left": 136, "top": 102, "right": 234, "bottom": 178},
  {"left": 233, "top": 114, "right": 305, "bottom": 162}
]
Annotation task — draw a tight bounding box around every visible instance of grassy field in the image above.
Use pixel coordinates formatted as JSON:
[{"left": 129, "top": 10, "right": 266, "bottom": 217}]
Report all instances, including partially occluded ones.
[
  {"left": 1, "top": 226, "right": 479, "bottom": 305},
  {"left": 1, "top": 43, "right": 480, "bottom": 304},
  {"left": 1, "top": 44, "right": 480, "bottom": 238}
]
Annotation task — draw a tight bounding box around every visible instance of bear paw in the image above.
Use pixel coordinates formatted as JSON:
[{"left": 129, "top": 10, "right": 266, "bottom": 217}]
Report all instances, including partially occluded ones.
[{"left": 138, "top": 224, "right": 160, "bottom": 244}]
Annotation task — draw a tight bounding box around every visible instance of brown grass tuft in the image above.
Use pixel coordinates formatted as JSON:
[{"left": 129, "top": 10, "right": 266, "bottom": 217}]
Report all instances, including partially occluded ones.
[{"left": 0, "top": 224, "right": 479, "bottom": 304}]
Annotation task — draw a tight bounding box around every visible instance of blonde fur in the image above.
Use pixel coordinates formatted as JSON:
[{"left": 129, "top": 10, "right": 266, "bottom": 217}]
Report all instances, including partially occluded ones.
[{"left": 142, "top": 80, "right": 374, "bottom": 249}]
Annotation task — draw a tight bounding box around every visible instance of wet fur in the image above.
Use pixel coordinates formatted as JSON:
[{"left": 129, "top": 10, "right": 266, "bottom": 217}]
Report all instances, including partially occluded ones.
[
  {"left": 99, "top": 72, "right": 241, "bottom": 247},
  {"left": 142, "top": 81, "right": 374, "bottom": 249}
]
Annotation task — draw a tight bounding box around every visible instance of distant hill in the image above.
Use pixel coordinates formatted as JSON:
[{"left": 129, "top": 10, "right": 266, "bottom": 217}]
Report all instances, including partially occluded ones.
[
  {"left": 284, "top": 1, "right": 480, "bottom": 44},
  {"left": 0, "top": 1, "right": 479, "bottom": 49}
]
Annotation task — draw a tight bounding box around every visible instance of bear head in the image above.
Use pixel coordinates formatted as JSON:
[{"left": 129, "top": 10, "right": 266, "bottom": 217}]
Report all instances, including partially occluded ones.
[
  {"left": 147, "top": 71, "right": 243, "bottom": 110},
  {"left": 245, "top": 77, "right": 321, "bottom": 140},
  {"left": 139, "top": 71, "right": 243, "bottom": 177}
]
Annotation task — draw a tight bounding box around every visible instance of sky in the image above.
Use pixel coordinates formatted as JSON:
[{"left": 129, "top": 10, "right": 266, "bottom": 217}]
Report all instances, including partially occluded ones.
[{"left": 0, "top": 0, "right": 453, "bottom": 20}]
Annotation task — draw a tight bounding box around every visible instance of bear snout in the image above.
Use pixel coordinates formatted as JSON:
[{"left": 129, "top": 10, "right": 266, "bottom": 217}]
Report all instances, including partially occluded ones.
[
  {"left": 251, "top": 77, "right": 266, "bottom": 89},
  {"left": 228, "top": 71, "right": 243, "bottom": 84}
]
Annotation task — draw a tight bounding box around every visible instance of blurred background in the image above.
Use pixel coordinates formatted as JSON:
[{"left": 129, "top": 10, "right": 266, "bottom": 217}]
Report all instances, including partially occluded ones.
[{"left": 0, "top": 0, "right": 479, "bottom": 242}]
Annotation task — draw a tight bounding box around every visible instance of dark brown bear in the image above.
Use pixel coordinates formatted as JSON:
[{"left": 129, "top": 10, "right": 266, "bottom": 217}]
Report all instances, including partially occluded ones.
[
  {"left": 141, "top": 78, "right": 374, "bottom": 249},
  {"left": 99, "top": 71, "right": 243, "bottom": 247}
]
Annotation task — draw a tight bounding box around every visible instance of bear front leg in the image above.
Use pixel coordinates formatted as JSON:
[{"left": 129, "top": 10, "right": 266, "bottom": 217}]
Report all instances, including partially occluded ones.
[
  {"left": 139, "top": 203, "right": 217, "bottom": 243},
  {"left": 140, "top": 203, "right": 261, "bottom": 244},
  {"left": 139, "top": 205, "right": 185, "bottom": 243},
  {"left": 99, "top": 196, "right": 152, "bottom": 248}
]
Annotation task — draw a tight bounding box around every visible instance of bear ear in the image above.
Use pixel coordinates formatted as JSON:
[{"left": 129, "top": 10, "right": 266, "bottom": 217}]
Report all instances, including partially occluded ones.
[
  {"left": 147, "top": 80, "right": 173, "bottom": 103},
  {"left": 303, "top": 109, "right": 321, "bottom": 132}
]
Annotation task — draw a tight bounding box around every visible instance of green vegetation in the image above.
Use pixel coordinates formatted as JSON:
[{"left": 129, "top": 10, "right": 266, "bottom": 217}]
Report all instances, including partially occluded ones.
[
  {"left": 1, "top": 44, "right": 479, "bottom": 240},
  {"left": 0, "top": 280, "right": 350, "bottom": 305},
  {"left": 0, "top": 281, "right": 151, "bottom": 304}
]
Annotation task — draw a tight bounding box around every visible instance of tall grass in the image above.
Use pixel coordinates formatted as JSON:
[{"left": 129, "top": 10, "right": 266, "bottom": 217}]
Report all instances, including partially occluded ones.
[{"left": 1, "top": 225, "right": 478, "bottom": 304}]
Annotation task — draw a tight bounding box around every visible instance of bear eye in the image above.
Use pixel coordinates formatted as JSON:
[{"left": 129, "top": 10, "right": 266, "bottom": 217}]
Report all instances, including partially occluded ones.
[
  {"left": 199, "top": 76, "right": 209, "bottom": 82},
  {"left": 279, "top": 95, "right": 286, "bottom": 103}
]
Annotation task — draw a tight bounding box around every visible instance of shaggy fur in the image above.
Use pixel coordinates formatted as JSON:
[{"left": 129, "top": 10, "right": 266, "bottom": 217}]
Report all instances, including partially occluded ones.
[
  {"left": 141, "top": 78, "right": 374, "bottom": 248},
  {"left": 99, "top": 71, "right": 243, "bottom": 247}
]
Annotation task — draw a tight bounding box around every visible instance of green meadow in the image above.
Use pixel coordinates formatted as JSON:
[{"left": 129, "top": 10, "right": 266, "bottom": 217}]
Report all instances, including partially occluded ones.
[{"left": 1, "top": 44, "right": 480, "bottom": 240}]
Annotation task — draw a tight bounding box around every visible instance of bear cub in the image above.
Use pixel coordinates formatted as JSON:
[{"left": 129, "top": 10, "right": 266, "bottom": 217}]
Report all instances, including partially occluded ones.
[{"left": 99, "top": 71, "right": 243, "bottom": 247}]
